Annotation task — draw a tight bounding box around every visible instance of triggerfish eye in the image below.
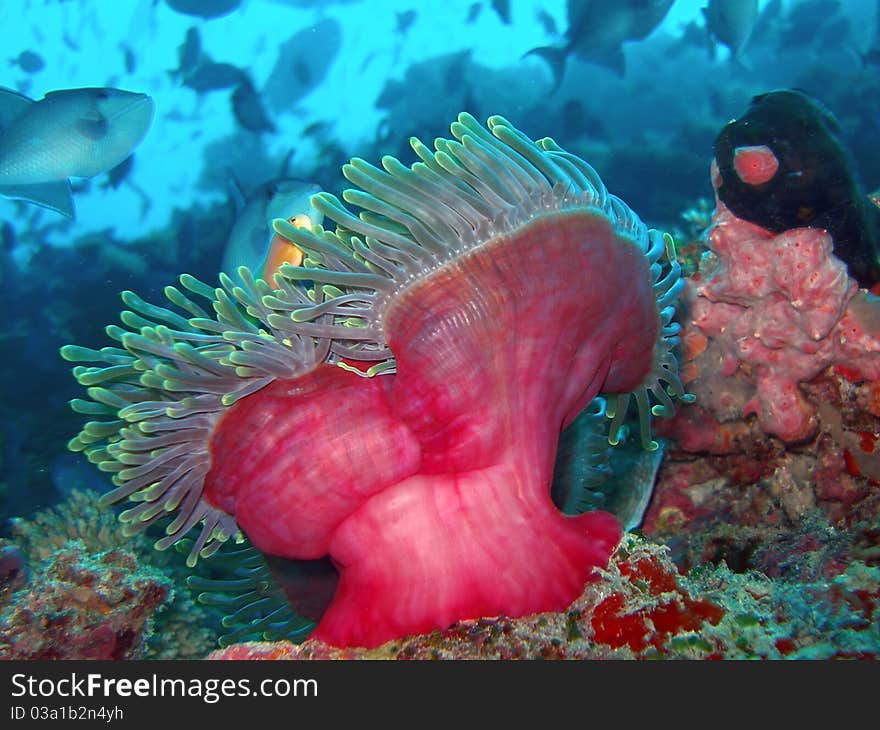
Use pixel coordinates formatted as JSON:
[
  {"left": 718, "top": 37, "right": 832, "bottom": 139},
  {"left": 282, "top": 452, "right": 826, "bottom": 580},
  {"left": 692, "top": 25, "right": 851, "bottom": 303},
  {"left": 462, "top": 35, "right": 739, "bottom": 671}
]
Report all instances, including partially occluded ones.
[
  {"left": 260, "top": 213, "right": 311, "bottom": 282},
  {"left": 732, "top": 144, "right": 779, "bottom": 186}
]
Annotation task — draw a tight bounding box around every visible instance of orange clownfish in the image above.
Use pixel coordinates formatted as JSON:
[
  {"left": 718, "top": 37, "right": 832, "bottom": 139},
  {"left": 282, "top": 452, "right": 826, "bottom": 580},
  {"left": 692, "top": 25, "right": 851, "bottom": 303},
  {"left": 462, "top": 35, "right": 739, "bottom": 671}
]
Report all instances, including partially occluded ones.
[{"left": 260, "top": 213, "right": 312, "bottom": 282}]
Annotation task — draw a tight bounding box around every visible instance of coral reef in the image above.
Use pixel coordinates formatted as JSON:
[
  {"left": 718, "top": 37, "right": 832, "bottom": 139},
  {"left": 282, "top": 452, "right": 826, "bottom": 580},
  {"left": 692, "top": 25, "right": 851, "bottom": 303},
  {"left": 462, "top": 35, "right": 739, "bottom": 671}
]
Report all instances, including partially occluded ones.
[
  {"left": 8, "top": 488, "right": 150, "bottom": 560},
  {"left": 679, "top": 195, "right": 880, "bottom": 445},
  {"left": 3, "top": 489, "right": 219, "bottom": 659},
  {"left": 634, "top": 94, "right": 880, "bottom": 644},
  {"left": 0, "top": 542, "right": 169, "bottom": 660},
  {"left": 144, "top": 589, "right": 219, "bottom": 660},
  {"left": 62, "top": 113, "right": 688, "bottom": 648},
  {"left": 0, "top": 545, "right": 24, "bottom": 609},
  {"left": 206, "top": 534, "right": 880, "bottom": 660},
  {"left": 647, "top": 151, "right": 880, "bottom": 598},
  {"left": 713, "top": 89, "right": 880, "bottom": 288}
]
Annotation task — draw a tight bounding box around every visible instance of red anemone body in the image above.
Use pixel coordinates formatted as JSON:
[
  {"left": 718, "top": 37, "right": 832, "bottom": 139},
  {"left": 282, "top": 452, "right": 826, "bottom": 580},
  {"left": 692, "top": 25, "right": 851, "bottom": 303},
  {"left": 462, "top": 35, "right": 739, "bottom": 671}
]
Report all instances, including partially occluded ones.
[{"left": 203, "top": 213, "right": 655, "bottom": 647}]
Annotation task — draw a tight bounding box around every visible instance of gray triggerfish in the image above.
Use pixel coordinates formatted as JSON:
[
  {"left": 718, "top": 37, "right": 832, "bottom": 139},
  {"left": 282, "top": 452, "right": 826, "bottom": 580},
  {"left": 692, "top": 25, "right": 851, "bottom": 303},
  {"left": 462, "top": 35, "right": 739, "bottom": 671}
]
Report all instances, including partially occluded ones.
[
  {"left": 527, "top": 0, "right": 674, "bottom": 86},
  {"left": 0, "top": 86, "right": 154, "bottom": 217},
  {"left": 702, "top": 0, "right": 758, "bottom": 58}
]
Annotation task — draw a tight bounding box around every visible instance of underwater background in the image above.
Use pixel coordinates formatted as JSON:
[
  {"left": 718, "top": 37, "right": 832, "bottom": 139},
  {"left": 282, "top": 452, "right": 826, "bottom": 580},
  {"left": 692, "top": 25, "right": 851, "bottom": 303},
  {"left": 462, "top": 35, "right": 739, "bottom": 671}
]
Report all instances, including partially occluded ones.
[{"left": 1, "top": 0, "right": 880, "bottom": 659}]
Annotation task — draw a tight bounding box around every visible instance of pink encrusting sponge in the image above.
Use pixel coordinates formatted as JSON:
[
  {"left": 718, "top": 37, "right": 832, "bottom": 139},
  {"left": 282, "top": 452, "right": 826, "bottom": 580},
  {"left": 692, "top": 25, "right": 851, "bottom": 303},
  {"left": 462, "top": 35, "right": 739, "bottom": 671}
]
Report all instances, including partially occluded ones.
[
  {"left": 687, "top": 163, "right": 880, "bottom": 444},
  {"left": 62, "top": 114, "right": 687, "bottom": 648}
]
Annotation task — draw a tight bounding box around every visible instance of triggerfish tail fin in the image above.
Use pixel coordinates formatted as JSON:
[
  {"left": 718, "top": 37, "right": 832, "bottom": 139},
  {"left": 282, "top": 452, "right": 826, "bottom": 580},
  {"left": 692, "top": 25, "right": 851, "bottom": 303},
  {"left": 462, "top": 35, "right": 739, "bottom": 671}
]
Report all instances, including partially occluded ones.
[
  {"left": 262, "top": 214, "right": 311, "bottom": 282},
  {"left": 524, "top": 45, "right": 568, "bottom": 92},
  {"left": 0, "top": 180, "right": 74, "bottom": 217}
]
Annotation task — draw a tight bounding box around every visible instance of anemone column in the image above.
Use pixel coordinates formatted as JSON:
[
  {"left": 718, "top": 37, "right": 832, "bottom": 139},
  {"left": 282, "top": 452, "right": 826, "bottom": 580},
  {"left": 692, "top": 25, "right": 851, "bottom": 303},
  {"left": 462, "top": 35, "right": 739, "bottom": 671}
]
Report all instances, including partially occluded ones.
[{"left": 314, "top": 213, "right": 655, "bottom": 646}]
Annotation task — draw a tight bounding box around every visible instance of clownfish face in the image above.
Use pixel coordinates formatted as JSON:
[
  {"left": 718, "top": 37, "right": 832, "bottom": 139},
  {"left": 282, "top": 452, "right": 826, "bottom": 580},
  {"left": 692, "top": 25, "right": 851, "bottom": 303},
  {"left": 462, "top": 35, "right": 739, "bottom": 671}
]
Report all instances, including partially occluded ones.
[{"left": 260, "top": 213, "right": 313, "bottom": 283}]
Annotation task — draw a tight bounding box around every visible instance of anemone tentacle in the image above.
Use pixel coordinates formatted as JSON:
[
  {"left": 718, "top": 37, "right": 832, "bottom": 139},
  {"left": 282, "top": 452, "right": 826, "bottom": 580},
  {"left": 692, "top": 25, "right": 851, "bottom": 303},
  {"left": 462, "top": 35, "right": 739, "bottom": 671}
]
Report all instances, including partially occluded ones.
[
  {"left": 184, "top": 540, "right": 315, "bottom": 646},
  {"left": 268, "top": 115, "right": 688, "bottom": 447},
  {"left": 61, "top": 268, "right": 331, "bottom": 566},
  {"left": 269, "top": 112, "right": 647, "bottom": 348},
  {"left": 604, "top": 231, "right": 692, "bottom": 449}
]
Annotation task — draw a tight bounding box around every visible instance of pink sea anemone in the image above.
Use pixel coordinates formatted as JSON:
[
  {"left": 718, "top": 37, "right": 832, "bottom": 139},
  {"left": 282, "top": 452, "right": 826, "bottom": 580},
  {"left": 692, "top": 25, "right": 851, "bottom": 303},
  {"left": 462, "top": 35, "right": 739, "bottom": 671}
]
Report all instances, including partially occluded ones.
[{"left": 62, "top": 113, "right": 687, "bottom": 648}]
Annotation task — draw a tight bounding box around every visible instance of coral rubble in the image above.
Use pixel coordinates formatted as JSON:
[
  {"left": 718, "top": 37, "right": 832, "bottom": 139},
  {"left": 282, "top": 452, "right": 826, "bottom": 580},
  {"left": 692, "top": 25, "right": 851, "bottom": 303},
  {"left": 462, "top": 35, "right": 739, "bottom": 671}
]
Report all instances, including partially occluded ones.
[
  {"left": 647, "top": 156, "right": 880, "bottom": 618},
  {"left": 206, "top": 534, "right": 880, "bottom": 660},
  {"left": 0, "top": 543, "right": 169, "bottom": 660},
  {"left": 2, "top": 489, "right": 219, "bottom": 659}
]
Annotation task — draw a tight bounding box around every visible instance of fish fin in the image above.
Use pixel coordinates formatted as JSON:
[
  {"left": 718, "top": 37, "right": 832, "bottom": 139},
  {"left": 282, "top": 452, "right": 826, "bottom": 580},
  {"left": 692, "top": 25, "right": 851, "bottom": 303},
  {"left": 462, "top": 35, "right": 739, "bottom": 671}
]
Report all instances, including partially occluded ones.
[
  {"left": 524, "top": 45, "right": 567, "bottom": 92},
  {"left": 729, "top": 52, "right": 754, "bottom": 74},
  {"left": 700, "top": 6, "right": 711, "bottom": 30},
  {"left": 606, "top": 440, "right": 666, "bottom": 532},
  {"left": 225, "top": 169, "right": 246, "bottom": 212},
  {"left": 587, "top": 45, "right": 626, "bottom": 76},
  {"left": 0, "top": 180, "right": 75, "bottom": 218},
  {"left": 278, "top": 148, "right": 295, "bottom": 178},
  {"left": 76, "top": 115, "right": 109, "bottom": 140},
  {"left": 0, "top": 86, "right": 33, "bottom": 129}
]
